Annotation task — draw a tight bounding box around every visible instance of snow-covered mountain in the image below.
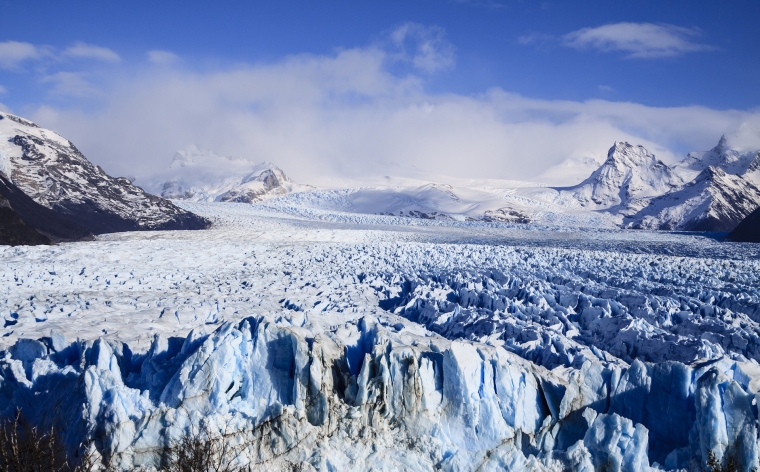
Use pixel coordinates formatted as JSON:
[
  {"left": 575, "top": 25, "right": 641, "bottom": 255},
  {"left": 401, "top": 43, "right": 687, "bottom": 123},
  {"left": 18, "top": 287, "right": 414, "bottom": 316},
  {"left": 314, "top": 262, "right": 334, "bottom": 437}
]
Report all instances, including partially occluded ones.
[
  {"left": 0, "top": 112, "right": 209, "bottom": 235},
  {"left": 674, "top": 134, "right": 760, "bottom": 187},
  {"left": 624, "top": 166, "right": 760, "bottom": 231},
  {"left": 546, "top": 137, "right": 760, "bottom": 232},
  {"left": 141, "top": 145, "right": 311, "bottom": 203},
  {"left": 560, "top": 142, "right": 683, "bottom": 209}
]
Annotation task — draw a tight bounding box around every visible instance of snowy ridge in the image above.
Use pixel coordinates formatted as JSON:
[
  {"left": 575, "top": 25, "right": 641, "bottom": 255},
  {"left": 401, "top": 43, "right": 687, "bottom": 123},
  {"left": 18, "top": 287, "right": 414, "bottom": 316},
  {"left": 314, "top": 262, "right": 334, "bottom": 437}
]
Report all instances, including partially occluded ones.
[
  {"left": 0, "top": 112, "right": 209, "bottom": 234},
  {"left": 141, "top": 145, "right": 312, "bottom": 203},
  {"left": 534, "top": 154, "right": 605, "bottom": 187},
  {"left": 626, "top": 166, "right": 760, "bottom": 231},
  {"left": 675, "top": 135, "right": 760, "bottom": 187},
  {"left": 546, "top": 136, "right": 760, "bottom": 232}
]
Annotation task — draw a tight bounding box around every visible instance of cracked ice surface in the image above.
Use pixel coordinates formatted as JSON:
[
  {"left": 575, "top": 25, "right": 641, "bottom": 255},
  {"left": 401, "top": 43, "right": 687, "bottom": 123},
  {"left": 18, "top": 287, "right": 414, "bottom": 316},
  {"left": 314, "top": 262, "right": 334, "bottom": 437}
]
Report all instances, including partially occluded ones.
[{"left": 1, "top": 201, "right": 759, "bottom": 471}]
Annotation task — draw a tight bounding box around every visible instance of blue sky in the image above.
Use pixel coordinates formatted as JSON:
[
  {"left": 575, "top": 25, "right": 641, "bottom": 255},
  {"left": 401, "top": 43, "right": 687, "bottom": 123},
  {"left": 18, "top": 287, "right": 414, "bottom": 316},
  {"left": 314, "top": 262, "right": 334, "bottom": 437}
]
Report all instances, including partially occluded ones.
[{"left": 1, "top": 0, "right": 759, "bottom": 182}]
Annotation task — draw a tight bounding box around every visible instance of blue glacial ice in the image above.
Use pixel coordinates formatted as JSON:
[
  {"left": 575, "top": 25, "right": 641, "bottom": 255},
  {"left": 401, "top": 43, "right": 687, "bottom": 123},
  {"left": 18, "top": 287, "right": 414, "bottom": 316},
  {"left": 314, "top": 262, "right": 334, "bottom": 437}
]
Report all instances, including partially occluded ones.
[{"left": 0, "top": 314, "right": 758, "bottom": 471}]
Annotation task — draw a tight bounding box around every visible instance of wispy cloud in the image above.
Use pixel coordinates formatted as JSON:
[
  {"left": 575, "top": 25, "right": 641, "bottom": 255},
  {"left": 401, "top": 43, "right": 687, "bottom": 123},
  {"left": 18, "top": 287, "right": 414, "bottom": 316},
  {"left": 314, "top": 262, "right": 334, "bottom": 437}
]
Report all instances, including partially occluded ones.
[
  {"left": 517, "top": 33, "right": 554, "bottom": 46},
  {"left": 63, "top": 41, "right": 121, "bottom": 62},
  {"left": 0, "top": 85, "right": 7, "bottom": 94},
  {"left": 147, "top": 50, "right": 180, "bottom": 65},
  {"left": 388, "top": 23, "right": 456, "bottom": 73},
  {"left": 0, "top": 41, "right": 44, "bottom": 70},
  {"left": 563, "top": 22, "right": 714, "bottom": 59},
  {"left": 40, "top": 72, "right": 101, "bottom": 97}
]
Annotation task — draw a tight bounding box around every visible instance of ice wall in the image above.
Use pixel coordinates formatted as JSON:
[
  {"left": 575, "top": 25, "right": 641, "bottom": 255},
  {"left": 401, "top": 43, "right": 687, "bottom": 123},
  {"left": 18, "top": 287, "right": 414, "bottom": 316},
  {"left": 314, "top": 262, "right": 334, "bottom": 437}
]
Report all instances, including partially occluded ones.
[{"left": 0, "top": 316, "right": 758, "bottom": 471}]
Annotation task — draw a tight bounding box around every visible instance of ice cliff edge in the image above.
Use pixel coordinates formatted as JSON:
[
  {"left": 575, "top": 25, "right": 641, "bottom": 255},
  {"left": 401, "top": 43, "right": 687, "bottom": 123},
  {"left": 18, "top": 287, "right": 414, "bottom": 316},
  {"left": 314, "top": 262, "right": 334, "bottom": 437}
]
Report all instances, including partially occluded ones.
[{"left": 0, "top": 315, "right": 758, "bottom": 471}]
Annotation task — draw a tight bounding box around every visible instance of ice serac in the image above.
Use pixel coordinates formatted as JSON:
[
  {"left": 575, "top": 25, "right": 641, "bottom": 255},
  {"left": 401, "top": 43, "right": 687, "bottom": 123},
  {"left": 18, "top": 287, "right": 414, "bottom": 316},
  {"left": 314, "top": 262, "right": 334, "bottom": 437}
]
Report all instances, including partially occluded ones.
[
  {"left": 0, "top": 316, "right": 759, "bottom": 471},
  {"left": 625, "top": 166, "right": 760, "bottom": 232},
  {"left": 561, "top": 142, "right": 682, "bottom": 209},
  {"left": 0, "top": 112, "right": 210, "bottom": 234},
  {"left": 142, "top": 145, "right": 309, "bottom": 203},
  {"left": 728, "top": 205, "right": 760, "bottom": 243}
]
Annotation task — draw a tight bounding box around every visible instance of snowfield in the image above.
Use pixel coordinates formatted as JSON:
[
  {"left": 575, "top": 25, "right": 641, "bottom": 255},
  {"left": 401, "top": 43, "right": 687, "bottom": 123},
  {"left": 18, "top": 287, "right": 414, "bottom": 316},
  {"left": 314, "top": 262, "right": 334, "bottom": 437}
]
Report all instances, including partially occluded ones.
[{"left": 1, "top": 201, "right": 760, "bottom": 471}]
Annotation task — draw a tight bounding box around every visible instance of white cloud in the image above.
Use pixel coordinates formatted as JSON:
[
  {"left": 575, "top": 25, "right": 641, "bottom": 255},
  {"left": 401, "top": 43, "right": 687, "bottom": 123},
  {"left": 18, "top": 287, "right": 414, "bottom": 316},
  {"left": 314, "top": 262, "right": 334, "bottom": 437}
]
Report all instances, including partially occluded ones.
[
  {"left": 0, "top": 85, "right": 6, "bottom": 94},
  {"left": 40, "top": 72, "right": 101, "bottom": 97},
  {"left": 0, "top": 41, "right": 41, "bottom": 70},
  {"left": 724, "top": 114, "right": 760, "bottom": 152},
  {"left": 147, "top": 50, "right": 180, "bottom": 65},
  {"left": 63, "top": 41, "right": 120, "bottom": 62},
  {"left": 388, "top": 23, "right": 456, "bottom": 73},
  {"left": 28, "top": 44, "right": 755, "bottom": 186},
  {"left": 563, "top": 22, "right": 714, "bottom": 58}
]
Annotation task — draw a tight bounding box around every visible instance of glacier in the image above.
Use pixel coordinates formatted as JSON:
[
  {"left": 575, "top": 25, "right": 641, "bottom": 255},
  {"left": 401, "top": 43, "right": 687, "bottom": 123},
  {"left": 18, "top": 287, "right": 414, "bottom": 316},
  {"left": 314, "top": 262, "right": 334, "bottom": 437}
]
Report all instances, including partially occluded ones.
[{"left": 1, "top": 201, "right": 760, "bottom": 470}]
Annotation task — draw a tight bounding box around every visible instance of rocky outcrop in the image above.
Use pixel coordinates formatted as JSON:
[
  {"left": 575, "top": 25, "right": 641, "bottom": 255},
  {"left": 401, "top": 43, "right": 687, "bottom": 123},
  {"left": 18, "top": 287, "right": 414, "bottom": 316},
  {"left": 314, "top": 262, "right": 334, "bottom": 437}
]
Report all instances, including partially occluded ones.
[
  {"left": 0, "top": 192, "right": 50, "bottom": 246},
  {"left": 0, "top": 173, "right": 92, "bottom": 243}
]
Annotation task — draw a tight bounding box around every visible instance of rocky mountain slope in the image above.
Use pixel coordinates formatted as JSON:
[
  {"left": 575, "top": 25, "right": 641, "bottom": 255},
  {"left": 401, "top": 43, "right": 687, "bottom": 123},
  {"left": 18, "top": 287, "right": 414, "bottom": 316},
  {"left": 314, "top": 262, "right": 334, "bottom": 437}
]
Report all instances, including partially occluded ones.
[
  {"left": 0, "top": 173, "right": 92, "bottom": 243},
  {"left": 0, "top": 191, "right": 50, "bottom": 246},
  {"left": 141, "top": 145, "right": 310, "bottom": 203},
  {"left": 0, "top": 112, "right": 210, "bottom": 235},
  {"left": 728, "top": 205, "right": 760, "bottom": 242}
]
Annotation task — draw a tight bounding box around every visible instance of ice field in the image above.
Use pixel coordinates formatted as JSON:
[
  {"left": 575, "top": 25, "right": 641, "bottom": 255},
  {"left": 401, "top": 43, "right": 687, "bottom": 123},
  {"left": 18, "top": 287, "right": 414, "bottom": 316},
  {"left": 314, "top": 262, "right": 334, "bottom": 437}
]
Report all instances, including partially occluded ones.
[{"left": 1, "top": 201, "right": 760, "bottom": 471}]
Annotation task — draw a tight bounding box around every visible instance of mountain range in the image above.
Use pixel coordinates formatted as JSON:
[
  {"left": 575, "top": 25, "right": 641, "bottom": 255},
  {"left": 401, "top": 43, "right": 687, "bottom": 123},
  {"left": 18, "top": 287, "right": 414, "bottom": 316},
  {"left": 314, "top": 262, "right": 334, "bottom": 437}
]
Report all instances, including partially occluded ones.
[
  {"left": 1, "top": 110, "right": 759, "bottom": 244},
  {"left": 557, "top": 137, "right": 760, "bottom": 232}
]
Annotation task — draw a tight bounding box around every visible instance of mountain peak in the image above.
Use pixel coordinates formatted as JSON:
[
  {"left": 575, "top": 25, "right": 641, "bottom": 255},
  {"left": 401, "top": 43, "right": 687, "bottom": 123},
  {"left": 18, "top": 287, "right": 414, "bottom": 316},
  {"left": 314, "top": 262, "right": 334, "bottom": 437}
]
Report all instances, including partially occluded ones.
[
  {"left": 143, "top": 148, "right": 308, "bottom": 203},
  {"left": 564, "top": 142, "right": 682, "bottom": 209},
  {"left": 674, "top": 132, "right": 760, "bottom": 187}
]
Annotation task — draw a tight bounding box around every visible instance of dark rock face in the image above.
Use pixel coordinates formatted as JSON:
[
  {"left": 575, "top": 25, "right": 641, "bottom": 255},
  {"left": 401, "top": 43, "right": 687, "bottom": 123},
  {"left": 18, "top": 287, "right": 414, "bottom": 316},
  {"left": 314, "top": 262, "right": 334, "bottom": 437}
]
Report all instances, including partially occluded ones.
[
  {"left": 727, "top": 206, "right": 760, "bottom": 242},
  {"left": 1, "top": 112, "right": 211, "bottom": 235},
  {"left": 0, "top": 195, "right": 50, "bottom": 246},
  {"left": 0, "top": 174, "right": 92, "bottom": 243}
]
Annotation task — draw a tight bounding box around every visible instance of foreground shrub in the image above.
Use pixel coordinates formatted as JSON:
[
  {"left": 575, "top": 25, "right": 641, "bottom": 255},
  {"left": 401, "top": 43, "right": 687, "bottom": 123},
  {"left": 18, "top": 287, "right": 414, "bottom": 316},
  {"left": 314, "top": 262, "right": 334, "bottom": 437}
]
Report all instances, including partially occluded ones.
[{"left": 0, "top": 410, "right": 76, "bottom": 472}]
